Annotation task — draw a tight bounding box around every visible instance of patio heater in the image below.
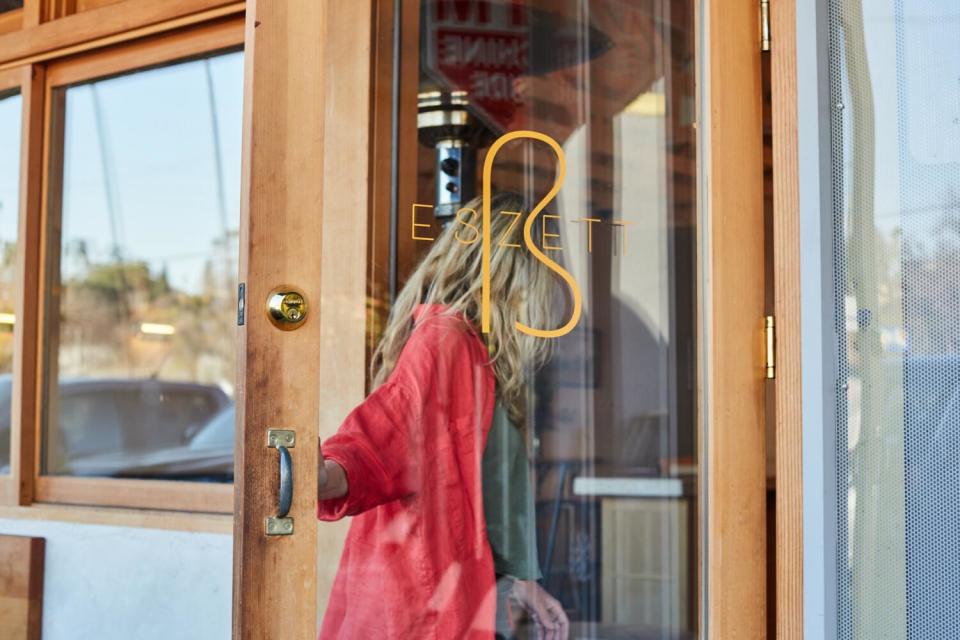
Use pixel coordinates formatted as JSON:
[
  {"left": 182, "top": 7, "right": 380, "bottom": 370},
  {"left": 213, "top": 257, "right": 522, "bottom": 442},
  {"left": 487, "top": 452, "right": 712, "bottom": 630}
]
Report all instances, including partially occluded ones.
[{"left": 416, "top": 88, "right": 489, "bottom": 223}]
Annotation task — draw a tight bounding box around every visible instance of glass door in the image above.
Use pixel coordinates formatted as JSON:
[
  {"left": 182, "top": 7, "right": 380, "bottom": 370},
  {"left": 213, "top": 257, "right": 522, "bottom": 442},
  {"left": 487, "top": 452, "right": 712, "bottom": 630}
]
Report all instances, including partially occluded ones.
[
  {"left": 232, "top": 1, "right": 767, "bottom": 637},
  {"left": 370, "top": 1, "right": 699, "bottom": 636}
]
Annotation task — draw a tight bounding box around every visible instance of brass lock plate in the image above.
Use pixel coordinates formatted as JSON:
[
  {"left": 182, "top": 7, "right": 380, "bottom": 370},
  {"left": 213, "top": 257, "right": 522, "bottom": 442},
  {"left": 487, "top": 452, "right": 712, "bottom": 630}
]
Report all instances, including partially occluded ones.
[{"left": 266, "top": 287, "right": 308, "bottom": 330}]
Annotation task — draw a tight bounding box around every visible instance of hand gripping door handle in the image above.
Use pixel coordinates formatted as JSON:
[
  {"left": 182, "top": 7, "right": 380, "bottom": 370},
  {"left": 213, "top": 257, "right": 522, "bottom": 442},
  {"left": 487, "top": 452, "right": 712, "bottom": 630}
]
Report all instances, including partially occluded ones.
[{"left": 266, "top": 429, "right": 295, "bottom": 535}]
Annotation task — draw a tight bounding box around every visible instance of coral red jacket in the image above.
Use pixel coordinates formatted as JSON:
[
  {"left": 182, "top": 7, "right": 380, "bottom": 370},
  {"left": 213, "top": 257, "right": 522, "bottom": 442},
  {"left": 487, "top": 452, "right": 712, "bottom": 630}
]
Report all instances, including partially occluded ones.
[{"left": 318, "top": 304, "right": 498, "bottom": 639}]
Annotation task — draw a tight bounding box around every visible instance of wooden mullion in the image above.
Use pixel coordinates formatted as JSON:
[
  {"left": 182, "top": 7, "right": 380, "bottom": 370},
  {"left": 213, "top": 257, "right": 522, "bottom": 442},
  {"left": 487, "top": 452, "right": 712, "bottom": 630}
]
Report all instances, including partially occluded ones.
[
  {"left": 771, "top": 0, "right": 803, "bottom": 637},
  {"left": 10, "top": 64, "right": 44, "bottom": 507},
  {"left": 34, "top": 76, "right": 63, "bottom": 505}
]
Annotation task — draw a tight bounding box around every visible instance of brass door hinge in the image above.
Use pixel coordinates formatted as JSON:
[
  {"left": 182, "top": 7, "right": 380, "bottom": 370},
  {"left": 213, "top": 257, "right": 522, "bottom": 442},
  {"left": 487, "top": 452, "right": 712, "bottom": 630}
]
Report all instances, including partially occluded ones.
[
  {"left": 760, "top": 0, "right": 771, "bottom": 51},
  {"left": 765, "top": 315, "right": 776, "bottom": 379}
]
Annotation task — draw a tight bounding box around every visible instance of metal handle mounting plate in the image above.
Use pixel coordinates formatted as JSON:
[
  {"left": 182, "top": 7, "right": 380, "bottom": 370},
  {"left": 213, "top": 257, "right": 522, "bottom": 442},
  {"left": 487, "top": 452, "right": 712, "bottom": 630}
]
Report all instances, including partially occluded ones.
[
  {"left": 266, "top": 517, "right": 293, "bottom": 536},
  {"left": 267, "top": 429, "right": 295, "bottom": 449}
]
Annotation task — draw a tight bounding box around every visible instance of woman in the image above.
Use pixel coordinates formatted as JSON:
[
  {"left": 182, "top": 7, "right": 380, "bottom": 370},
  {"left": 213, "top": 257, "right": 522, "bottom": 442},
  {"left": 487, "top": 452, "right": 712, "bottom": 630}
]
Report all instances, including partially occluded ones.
[{"left": 317, "top": 192, "right": 570, "bottom": 639}]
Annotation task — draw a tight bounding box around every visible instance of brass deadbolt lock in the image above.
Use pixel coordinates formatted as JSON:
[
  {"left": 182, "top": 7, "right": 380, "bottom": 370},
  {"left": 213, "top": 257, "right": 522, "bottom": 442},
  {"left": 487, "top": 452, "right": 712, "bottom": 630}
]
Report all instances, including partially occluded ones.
[{"left": 266, "top": 287, "right": 307, "bottom": 330}]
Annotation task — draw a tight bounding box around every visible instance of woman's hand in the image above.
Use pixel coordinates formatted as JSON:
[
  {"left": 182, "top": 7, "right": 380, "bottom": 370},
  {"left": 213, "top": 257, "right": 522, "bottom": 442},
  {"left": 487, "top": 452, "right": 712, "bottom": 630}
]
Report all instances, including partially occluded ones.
[
  {"left": 318, "top": 437, "right": 348, "bottom": 500},
  {"left": 509, "top": 579, "right": 569, "bottom": 640}
]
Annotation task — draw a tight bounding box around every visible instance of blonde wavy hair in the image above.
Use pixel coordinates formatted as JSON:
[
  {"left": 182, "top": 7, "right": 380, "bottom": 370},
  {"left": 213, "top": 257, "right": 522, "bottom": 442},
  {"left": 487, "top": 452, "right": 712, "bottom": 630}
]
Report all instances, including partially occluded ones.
[{"left": 371, "top": 192, "right": 558, "bottom": 427}]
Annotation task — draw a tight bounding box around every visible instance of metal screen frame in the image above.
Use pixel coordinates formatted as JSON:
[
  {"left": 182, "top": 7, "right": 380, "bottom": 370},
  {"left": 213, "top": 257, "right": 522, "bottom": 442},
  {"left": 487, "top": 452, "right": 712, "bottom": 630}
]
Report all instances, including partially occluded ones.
[{"left": 797, "top": 0, "right": 841, "bottom": 638}]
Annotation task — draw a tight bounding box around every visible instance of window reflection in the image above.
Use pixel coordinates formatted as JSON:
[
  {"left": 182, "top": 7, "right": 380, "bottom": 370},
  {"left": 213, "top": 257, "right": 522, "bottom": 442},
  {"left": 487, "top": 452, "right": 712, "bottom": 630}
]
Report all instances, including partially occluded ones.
[
  {"left": 372, "top": 1, "right": 698, "bottom": 636},
  {"left": 0, "top": 89, "right": 21, "bottom": 474},
  {"left": 42, "top": 51, "right": 243, "bottom": 483}
]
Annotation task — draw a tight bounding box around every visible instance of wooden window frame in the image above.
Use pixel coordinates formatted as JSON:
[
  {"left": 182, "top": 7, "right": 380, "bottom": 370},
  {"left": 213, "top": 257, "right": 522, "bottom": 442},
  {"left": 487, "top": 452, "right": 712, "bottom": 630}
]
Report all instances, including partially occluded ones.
[
  {"left": 0, "top": 0, "right": 242, "bottom": 69},
  {"left": 0, "top": 63, "right": 43, "bottom": 508},
  {"left": 0, "top": 7, "right": 23, "bottom": 35},
  {"left": 8, "top": 17, "right": 245, "bottom": 515}
]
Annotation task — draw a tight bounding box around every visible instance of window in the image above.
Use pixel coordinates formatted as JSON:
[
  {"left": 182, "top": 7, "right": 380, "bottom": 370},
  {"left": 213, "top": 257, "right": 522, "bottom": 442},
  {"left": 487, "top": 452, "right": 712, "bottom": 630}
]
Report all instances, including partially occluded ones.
[
  {"left": 40, "top": 46, "right": 243, "bottom": 501},
  {"left": 0, "top": 88, "right": 20, "bottom": 475}
]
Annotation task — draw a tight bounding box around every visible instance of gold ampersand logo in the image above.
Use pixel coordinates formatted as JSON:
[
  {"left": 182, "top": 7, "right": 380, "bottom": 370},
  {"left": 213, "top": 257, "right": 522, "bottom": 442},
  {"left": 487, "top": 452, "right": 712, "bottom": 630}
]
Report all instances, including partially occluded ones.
[{"left": 481, "top": 130, "right": 582, "bottom": 339}]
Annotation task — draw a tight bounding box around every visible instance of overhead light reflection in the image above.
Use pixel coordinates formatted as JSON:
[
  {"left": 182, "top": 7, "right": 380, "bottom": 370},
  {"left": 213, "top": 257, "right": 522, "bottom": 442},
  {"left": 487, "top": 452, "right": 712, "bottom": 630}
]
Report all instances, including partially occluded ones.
[
  {"left": 140, "top": 322, "right": 176, "bottom": 336},
  {"left": 0, "top": 313, "right": 15, "bottom": 325}
]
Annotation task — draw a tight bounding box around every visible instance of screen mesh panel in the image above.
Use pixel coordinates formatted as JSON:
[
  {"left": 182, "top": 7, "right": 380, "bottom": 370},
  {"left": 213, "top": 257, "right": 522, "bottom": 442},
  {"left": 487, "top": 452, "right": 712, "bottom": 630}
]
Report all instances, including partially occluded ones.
[{"left": 828, "top": 0, "right": 960, "bottom": 638}]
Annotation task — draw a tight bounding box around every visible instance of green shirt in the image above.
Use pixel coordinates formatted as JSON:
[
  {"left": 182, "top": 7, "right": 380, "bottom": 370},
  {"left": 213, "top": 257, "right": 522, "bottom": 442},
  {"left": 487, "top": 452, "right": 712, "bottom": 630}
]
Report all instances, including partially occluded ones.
[{"left": 481, "top": 400, "right": 541, "bottom": 581}]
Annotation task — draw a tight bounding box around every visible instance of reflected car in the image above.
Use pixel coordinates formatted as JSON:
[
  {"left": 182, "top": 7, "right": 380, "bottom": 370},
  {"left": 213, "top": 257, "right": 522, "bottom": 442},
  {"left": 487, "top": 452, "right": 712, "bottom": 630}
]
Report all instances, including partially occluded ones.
[
  {"left": 0, "top": 375, "right": 230, "bottom": 476},
  {"left": 67, "top": 404, "right": 235, "bottom": 482}
]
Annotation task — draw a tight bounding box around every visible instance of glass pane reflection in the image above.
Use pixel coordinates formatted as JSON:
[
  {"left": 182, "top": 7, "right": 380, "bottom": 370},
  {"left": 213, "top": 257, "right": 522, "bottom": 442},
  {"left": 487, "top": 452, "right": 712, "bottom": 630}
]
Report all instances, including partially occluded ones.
[
  {"left": 0, "top": 89, "right": 21, "bottom": 474},
  {"left": 337, "top": 1, "right": 698, "bottom": 637},
  {"left": 419, "top": 3, "right": 701, "bottom": 634},
  {"left": 41, "top": 51, "right": 243, "bottom": 482}
]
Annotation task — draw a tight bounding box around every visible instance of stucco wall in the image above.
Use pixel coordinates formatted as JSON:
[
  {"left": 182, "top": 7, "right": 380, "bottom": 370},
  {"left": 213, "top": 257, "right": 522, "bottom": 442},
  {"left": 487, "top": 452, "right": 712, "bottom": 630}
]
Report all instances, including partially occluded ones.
[{"left": 0, "top": 518, "right": 231, "bottom": 639}]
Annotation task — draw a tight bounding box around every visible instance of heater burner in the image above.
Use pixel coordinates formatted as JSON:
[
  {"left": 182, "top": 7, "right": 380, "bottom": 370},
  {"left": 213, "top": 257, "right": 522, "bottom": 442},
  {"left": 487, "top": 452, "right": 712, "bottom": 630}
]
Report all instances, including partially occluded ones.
[{"left": 417, "top": 89, "right": 490, "bottom": 221}]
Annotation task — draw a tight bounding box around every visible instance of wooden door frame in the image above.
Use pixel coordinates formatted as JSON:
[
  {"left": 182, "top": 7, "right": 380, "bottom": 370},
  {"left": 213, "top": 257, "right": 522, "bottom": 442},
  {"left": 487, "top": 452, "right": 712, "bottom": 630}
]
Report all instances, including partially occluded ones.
[
  {"left": 231, "top": 1, "right": 372, "bottom": 638},
  {"left": 702, "top": 0, "right": 769, "bottom": 636},
  {"left": 770, "top": 0, "right": 805, "bottom": 638},
  {"left": 233, "top": 0, "right": 770, "bottom": 636}
]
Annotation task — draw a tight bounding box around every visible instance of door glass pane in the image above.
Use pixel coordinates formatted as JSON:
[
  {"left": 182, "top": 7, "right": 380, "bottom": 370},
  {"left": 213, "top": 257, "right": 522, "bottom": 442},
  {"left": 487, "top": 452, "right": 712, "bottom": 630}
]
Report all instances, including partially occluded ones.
[
  {"left": 41, "top": 51, "right": 243, "bottom": 482},
  {"left": 322, "top": 2, "right": 698, "bottom": 637},
  {"left": 828, "top": 0, "right": 960, "bottom": 637},
  {"left": 0, "top": 89, "right": 20, "bottom": 474}
]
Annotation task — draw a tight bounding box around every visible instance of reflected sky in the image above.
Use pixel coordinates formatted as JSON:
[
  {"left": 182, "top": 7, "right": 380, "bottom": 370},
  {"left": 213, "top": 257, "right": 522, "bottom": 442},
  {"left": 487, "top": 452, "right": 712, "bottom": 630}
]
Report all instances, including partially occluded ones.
[
  {"left": 60, "top": 51, "right": 243, "bottom": 296},
  {"left": 0, "top": 91, "right": 21, "bottom": 251}
]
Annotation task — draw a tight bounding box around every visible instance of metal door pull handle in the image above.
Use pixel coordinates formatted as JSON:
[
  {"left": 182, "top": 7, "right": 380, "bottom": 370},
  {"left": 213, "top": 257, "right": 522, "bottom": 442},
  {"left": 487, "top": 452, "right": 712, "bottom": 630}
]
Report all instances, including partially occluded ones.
[
  {"left": 277, "top": 444, "right": 293, "bottom": 517},
  {"left": 266, "top": 429, "right": 296, "bottom": 535}
]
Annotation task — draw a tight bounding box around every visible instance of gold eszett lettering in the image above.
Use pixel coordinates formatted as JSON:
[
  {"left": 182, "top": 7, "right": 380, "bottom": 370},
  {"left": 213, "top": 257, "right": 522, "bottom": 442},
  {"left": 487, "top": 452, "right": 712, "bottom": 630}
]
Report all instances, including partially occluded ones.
[
  {"left": 611, "top": 220, "right": 631, "bottom": 256},
  {"left": 481, "top": 130, "right": 582, "bottom": 339},
  {"left": 411, "top": 203, "right": 435, "bottom": 241},
  {"left": 541, "top": 214, "right": 562, "bottom": 252},
  {"left": 579, "top": 217, "right": 600, "bottom": 253},
  {"left": 454, "top": 207, "right": 480, "bottom": 245},
  {"left": 498, "top": 211, "right": 523, "bottom": 248}
]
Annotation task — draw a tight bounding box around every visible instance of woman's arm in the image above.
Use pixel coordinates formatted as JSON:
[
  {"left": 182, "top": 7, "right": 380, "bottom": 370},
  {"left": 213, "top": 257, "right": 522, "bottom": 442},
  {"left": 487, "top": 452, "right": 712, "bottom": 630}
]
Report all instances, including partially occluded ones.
[
  {"left": 316, "top": 379, "right": 422, "bottom": 520},
  {"left": 317, "top": 438, "right": 347, "bottom": 500},
  {"left": 316, "top": 313, "right": 484, "bottom": 521}
]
